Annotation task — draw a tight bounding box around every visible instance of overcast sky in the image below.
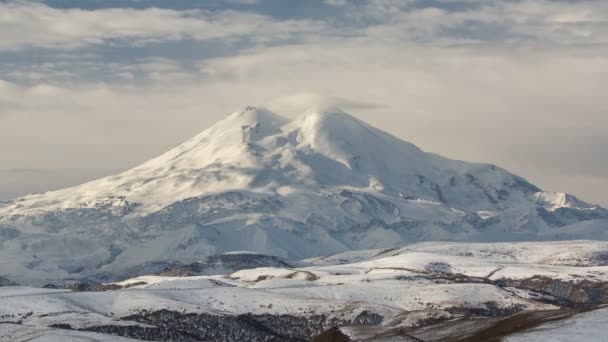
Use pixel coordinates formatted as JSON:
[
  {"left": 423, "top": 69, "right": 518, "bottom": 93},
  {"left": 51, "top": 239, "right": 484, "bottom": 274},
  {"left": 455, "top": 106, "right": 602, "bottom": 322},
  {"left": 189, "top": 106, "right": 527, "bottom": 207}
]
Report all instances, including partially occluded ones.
[{"left": 1, "top": 0, "right": 607, "bottom": 207}]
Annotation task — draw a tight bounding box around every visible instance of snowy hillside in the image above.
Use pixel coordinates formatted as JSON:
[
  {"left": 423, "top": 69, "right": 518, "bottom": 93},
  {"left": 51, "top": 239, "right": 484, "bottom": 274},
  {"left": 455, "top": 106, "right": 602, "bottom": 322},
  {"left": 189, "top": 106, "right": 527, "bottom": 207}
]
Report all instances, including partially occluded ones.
[
  {"left": 1, "top": 241, "right": 607, "bottom": 341},
  {"left": 0, "top": 106, "right": 606, "bottom": 284},
  {"left": 505, "top": 306, "right": 608, "bottom": 342}
]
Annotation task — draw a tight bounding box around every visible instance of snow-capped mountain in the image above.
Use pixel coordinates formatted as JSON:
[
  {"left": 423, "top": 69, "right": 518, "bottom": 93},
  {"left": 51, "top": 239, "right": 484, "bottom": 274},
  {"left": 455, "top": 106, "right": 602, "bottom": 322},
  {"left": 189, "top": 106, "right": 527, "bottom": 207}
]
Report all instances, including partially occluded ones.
[{"left": 0, "top": 106, "right": 606, "bottom": 284}]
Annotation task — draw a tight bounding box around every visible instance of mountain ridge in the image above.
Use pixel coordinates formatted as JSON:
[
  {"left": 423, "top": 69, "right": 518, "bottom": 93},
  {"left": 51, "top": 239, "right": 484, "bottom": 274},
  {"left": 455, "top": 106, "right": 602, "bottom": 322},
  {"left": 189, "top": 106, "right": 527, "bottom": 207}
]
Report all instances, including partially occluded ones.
[{"left": 0, "top": 105, "right": 606, "bottom": 285}]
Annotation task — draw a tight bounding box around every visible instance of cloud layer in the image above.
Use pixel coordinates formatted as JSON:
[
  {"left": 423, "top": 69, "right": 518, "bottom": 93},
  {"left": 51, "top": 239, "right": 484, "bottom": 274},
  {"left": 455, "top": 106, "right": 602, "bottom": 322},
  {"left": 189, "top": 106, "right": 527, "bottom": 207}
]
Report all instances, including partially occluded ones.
[
  {"left": 1, "top": 0, "right": 607, "bottom": 207},
  {"left": 1, "top": 1, "right": 607, "bottom": 50},
  {"left": 0, "top": 2, "right": 326, "bottom": 50}
]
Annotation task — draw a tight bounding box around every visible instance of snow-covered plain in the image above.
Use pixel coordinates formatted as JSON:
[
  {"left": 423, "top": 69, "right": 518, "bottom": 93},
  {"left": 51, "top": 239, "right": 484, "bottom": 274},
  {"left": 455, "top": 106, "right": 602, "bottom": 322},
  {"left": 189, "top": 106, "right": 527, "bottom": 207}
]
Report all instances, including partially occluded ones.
[
  {"left": 0, "top": 106, "right": 606, "bottom": 285},
  {"left": 1, "top": 241, "right": 607, "bottom": 341}
]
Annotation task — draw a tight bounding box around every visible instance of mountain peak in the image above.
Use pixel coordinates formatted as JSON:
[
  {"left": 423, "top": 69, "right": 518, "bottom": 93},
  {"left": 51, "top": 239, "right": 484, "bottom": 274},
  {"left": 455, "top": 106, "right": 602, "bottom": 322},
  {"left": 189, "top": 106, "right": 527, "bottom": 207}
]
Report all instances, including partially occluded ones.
[
  {"left": 294, "top": 105, "right": 359, "bottom": 127},
  {"left": 534, "top": 191, "right": 596, "bottom": 210},
  {"left": 221, "top": 106, "right": 288, "bottom": 143},
  {"left": 228, "top": 106, "right": 288, "bottom": 127},
  {"left": 293, "top": 106, "right": 387, "bottom": 147}
]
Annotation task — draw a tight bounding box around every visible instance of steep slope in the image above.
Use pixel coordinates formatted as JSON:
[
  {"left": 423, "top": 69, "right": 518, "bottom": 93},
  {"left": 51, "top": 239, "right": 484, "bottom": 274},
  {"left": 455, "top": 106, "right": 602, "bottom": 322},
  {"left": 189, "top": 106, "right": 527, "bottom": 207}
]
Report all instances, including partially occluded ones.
[{"left": 0, "top": 105, "right": 606, "bottom": 285}]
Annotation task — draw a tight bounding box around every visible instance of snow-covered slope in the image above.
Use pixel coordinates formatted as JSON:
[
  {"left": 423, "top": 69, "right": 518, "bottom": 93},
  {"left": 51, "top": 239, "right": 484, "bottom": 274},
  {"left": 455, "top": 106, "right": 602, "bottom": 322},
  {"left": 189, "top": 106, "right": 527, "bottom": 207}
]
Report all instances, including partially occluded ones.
[
  {"left": 505, "top": 306, "right": 608, "bottom": 342},
  {"left": 0, "top": 106, "right": 606, "bottom": 284},
  {"left": 0, "top": 323, "right": 146, "bottom": 342},
  {"left": 1, "top": 241, "right": 607, "bottom": 341}
]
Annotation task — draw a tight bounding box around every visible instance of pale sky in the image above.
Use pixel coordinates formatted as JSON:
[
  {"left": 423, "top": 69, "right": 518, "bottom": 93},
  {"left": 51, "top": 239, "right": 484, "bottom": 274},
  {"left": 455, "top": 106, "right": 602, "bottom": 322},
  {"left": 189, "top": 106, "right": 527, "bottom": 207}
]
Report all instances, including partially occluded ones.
[{"left": 1, "top": 0, "right": 607, "bottom": 207}]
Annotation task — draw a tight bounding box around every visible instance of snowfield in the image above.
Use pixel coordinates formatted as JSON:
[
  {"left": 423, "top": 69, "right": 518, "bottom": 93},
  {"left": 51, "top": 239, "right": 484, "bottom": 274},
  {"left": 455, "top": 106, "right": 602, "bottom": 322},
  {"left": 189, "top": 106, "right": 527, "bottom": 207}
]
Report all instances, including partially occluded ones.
[
  {"left": 0, "top": 106, "right": 606, "bottom": 286},
  {"left": 1, "top": 241, "right": 607, "bottom": 341}
]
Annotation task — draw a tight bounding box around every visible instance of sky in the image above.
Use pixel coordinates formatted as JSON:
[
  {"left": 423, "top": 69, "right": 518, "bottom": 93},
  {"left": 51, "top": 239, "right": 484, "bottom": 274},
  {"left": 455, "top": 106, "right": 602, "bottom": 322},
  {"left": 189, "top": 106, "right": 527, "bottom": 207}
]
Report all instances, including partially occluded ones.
[{"left": 0, "top": 0, "right": 607, "bottom": 207}]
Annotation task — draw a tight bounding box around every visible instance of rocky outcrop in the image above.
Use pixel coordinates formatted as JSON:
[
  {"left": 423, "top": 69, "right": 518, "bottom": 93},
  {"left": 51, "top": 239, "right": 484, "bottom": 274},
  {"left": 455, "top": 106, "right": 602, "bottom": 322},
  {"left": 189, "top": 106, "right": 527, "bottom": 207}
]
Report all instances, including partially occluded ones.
[{"left": 158, "top": 253, "right": 292, "bottom": 277}]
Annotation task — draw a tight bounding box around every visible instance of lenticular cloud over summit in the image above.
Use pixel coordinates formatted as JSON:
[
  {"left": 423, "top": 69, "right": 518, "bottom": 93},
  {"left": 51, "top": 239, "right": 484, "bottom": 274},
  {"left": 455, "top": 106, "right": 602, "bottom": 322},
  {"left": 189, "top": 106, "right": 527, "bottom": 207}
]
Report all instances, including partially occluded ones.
[{"left": 1, "top": 105, "right": 606, "bottom": 285}]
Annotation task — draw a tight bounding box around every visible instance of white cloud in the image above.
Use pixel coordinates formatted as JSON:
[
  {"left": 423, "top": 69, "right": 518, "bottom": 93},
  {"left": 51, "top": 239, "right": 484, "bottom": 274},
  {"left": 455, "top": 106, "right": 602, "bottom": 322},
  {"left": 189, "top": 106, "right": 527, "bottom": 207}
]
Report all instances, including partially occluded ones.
[
  {"left": 1, "top": 0, "right": 608, "bottom": 207},
  {"left": 324, "top": 0, "right": 350, "bottom": 6},
  {"left": 1, "top": 1, "right": 607, "bottom": 51},
  {"left": 0, "top": 2, "right": 327, "bottom": 50},
  {"left": 352, "top": 0, "right": 608, "bottom": 44}
]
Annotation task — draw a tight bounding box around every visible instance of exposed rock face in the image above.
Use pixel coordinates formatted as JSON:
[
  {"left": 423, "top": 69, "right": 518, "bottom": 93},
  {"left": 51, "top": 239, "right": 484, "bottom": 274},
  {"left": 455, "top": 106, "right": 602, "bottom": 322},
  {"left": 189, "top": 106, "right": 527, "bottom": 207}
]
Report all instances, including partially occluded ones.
[{"left": 495, "top": 276, "right": 608, "bottom": 308}]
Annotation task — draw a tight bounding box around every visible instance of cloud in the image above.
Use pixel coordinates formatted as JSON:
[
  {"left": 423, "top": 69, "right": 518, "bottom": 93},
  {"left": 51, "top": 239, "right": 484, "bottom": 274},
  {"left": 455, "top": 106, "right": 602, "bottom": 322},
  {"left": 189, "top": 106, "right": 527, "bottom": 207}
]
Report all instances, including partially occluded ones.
[
  {"left": 1, "top": 0, "right": 607, "bottom": 207},
  {"left": 0, "top": 168, "right": 46, "bottom": 174},
  {"left": 324, "top": 0, "right": 350, "bottom": 6},
  {"left": 2, "top": 1, "right": 607, "bottom": 51},
  {"left": 345, "top": 0, "right": 608, "bottom": 45},
  {"left": 0, "top": 2, "right": 327, "bottom": 50},
  {"left": 266, "top": 93, "right": 386, "bottom": 116}
]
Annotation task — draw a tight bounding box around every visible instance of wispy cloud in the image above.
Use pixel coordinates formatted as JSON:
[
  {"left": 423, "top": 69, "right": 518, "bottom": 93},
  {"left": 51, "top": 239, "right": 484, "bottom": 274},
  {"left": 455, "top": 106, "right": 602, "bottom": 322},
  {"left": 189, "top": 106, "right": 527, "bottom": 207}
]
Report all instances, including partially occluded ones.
[
  {"left": 0, "top": 2, "right": 327, "bottom": 50},
  {"left": 0, "top": 168, "right": 47, "bottom": 174},
  {"left": 352, "top": 0, "right": 608, "bottom": 44},
  {"left": 2, "top": 1, "right": 607, "bottom": 51}
]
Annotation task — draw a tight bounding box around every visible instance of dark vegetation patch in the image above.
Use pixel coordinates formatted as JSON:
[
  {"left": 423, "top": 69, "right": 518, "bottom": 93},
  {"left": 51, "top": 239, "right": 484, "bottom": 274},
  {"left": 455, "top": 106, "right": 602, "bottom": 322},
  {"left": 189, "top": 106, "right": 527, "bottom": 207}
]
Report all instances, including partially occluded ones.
[
  {"left": 66, "top": 309, "right": 384, "bottom": 342},
  {"left": 158, "top": 254, "right": 292, "bottom": 277},
  {"left": 312, "top": 327, "right": 351, "bottom": 342},
  {"left": 446, "top": 301, "right": 527, "bottom": 318}
]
